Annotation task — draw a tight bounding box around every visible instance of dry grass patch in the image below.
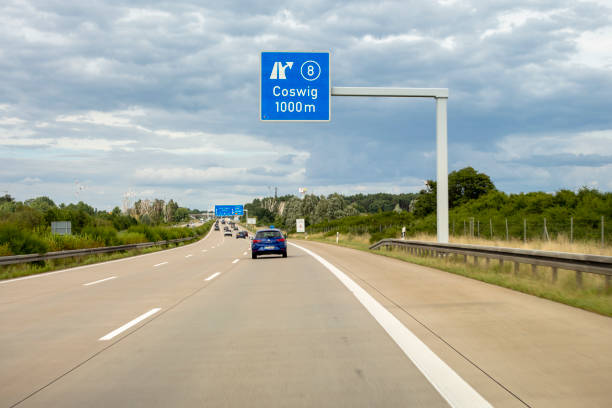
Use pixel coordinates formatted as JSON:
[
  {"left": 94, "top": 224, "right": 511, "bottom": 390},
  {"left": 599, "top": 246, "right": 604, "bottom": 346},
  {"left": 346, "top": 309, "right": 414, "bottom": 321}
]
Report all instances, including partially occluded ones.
[
  {"left": 301, "top": 233, "right": 612, "bottom": 317},
  {"left": 410, "top": 232, "right": 612, "bottom": 256}
]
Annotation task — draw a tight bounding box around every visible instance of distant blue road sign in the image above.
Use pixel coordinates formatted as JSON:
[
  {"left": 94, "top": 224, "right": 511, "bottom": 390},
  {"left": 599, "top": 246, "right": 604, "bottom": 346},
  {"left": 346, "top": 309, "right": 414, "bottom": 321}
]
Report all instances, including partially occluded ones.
[
  {"left": 215, "top": 205, "right": 244, "bottom": 217},
  {"left": 260, "top": 51, "right": 330, "bottom": 121}
]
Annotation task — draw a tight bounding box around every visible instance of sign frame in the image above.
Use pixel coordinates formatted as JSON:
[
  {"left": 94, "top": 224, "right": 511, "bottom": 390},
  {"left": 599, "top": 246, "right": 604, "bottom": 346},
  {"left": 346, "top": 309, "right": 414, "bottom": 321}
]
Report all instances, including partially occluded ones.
[
  {"left": 260, "top": 50, "right": 331, "bottom": 123},
  {"left": 215, "top": 205, "right": 244, "bottom": 217}
]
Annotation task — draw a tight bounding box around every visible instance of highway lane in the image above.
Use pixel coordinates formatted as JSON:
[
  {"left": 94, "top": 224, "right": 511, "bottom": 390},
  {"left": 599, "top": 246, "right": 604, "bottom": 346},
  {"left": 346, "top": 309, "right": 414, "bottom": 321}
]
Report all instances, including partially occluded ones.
[
  {"left": 2, "top": 229, "right": 460, "bottom": 407},
  {"left": 0, "top": 228, "right": 244, "bottom": 406}
]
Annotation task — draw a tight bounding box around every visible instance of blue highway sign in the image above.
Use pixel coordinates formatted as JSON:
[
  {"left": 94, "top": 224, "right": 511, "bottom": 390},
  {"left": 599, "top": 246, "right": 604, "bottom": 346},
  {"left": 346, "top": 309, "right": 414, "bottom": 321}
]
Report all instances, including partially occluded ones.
[
  {"left": 260, "top": 51, "right": 330, "bottom": 121},
  {"left": 215, "top": 205, "right": 244, "bottom": 217}
]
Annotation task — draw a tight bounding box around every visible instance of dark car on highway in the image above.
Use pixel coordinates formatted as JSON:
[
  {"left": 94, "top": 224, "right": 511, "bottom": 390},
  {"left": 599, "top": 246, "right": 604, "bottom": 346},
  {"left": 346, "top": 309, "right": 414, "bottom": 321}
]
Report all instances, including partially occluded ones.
[
  {"left": 236, "top": 231, "right": 248, "bottom": 239},
  {"left": 251, "top": 228, "right": 287, "bottom": 259}
]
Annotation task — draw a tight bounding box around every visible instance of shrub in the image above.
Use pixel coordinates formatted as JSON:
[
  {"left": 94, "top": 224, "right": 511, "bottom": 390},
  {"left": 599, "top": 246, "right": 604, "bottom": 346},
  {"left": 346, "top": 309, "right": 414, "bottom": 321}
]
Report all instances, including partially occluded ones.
[
  {"left": 43, "top": 232, "right": 102, "bottom": 251},
  {"left": 0, "top": 223, "right": 48, "bottom": 255},
  {"left": 82, "top": 226, "right": 120, "bottom": 246},
  {"left": 117, "top": 231, "right": 148, "bottom": 244},
  {"left": 0, "top": 243, "right": 11, "bottom": 256}
]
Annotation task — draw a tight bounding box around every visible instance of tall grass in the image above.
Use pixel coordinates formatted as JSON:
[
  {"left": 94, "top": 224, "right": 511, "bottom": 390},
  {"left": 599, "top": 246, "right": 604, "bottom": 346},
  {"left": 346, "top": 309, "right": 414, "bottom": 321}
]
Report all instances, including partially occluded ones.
[{"left": 411, "top": 232, "right": 612, "bottom": 256}]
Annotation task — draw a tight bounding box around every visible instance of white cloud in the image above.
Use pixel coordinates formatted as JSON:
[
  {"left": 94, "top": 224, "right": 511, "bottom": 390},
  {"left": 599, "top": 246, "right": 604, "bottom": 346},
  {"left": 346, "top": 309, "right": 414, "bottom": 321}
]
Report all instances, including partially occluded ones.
[
  {"left": 134, "top": 165, "right": 306, "bottom": 184},
  {"left": 21, "top": 177, "right": 42, "bottom": 184},
  {"left": 572, "top": 26, "right": 612, "bottom": 69},
  {"left": 0, "top": 133, "right": 137, "bottom": 151},
  {"left": 0, "top": 117, "right": 25, "bottom": 125},
  {"left": 496, "top": 129, "right": 612, "bottom": 159},
  {"left": 480, "top": 8, "right": 568, "bottom": 39},
  {"left": 359, "top": 33, "right": 456, "bottom": 50},
  {"left": 1, "top": 17, "right": 72, "bottom": 46},
  {"left": 56, "top": 107, "right": 147, "bottom": 129},
  {"left": 117, "top": 8, "right": 173, "bottom": 24},
  {"left": 272, "top": 9, "right": 309, "bottom": 30}
]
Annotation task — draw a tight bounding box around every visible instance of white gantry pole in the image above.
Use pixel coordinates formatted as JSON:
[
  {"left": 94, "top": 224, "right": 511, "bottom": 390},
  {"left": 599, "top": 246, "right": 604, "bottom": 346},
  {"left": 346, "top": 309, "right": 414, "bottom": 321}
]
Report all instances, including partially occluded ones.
[
  {"left": 331, "top": 87, "right": 450, "bottom": 243},
  {"left": 436, "top": 97, "right": 449, "bottom": 243}
]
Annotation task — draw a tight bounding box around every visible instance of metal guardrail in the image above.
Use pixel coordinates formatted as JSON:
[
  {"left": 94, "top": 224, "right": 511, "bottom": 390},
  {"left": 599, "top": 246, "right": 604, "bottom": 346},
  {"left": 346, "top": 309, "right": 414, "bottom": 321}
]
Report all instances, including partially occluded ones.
[
  {"left": 0, "top": 237, "right": 197, "bottom": 266},
  {"left": 370, "top": 239, "right": 612, "bottom": 287}
]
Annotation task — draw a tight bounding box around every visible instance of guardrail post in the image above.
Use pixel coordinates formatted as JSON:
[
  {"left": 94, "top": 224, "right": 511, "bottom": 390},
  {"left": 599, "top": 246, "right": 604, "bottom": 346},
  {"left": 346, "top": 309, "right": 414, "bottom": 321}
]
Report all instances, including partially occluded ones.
[
  {"left": 576, "top": 271, "right": 583, "bottom": 288},
  {"left": 552, "top": 267, "right": 558, "bottom": 283},
  {"left": 514, "top": 262, "right": 519, "bottom": 275},
  {"left": 486, "top": 257, "right": 490, "bottom": 267},
  {"left": 505, "top": 218, "right": 509, "bottom": 241},
  {"left": 499, "top": 258, "right": 504, "bottom": 271},
  {"left": 602, "top": 216, "right": 605, "bottom": 248},
  {"left": 474, "top": 255, "right": 478, "bottom": 266},
  {"left": 606, "top": 275, "right": 610, "bottom": 291},
  {"left": 531, "top": 264, "right": 537, "bottom": 278}
]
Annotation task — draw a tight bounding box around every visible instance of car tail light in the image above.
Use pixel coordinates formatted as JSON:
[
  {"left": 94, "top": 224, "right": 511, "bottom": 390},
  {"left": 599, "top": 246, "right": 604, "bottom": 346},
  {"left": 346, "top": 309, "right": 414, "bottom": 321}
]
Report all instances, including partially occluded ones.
[
  {"left": 253, "top": 239, "right": 261, "bottom": 243},
  {"left": 277, "top": 238, "right": 285, "bottom": 242}
]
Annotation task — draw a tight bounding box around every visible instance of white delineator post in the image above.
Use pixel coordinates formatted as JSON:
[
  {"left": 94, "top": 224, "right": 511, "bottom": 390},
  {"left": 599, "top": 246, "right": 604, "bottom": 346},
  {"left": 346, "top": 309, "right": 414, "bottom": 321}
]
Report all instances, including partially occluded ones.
[
  {"left": 331, "top": 87, "right": 450, "bottom": 243},
  {"left": 436, "top": 97, "right": 449, "bottom": 243}
]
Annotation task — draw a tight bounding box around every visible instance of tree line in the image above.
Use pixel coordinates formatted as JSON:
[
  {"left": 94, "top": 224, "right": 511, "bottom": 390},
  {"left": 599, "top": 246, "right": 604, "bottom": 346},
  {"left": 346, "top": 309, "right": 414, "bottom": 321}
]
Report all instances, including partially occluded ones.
[
  {"left": 0, "top": 194, "right": 204, "bottom": 256},
  {"left": 242, "top": 167, "right": 612, "bottom": 244}
]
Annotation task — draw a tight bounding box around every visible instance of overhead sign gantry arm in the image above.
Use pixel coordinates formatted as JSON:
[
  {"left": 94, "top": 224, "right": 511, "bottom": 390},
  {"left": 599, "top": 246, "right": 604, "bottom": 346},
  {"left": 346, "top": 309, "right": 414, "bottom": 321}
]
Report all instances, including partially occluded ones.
[{"left": 261, "top": 52, "right": 449, "bottom": 243}]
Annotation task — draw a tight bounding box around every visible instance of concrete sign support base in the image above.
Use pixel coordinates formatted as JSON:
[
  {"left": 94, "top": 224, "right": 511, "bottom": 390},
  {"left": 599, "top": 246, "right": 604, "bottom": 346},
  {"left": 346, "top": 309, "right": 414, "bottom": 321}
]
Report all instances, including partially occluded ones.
[{"left": 331, "top": 87, "right": 449, "bottom": 243}]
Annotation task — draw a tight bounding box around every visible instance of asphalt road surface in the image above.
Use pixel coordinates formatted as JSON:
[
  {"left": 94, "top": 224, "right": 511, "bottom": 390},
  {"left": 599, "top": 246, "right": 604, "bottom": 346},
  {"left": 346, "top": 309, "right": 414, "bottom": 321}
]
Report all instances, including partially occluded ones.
[{"left": 1, "top": 230, "right": 611, "bottom": 407}]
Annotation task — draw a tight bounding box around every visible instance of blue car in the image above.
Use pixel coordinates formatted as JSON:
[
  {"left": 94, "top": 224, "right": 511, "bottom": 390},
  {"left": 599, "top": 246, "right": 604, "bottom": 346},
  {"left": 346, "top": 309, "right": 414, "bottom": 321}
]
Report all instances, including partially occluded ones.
[{"left": 251, "top": 228, "right": 287, "bottom": 259}]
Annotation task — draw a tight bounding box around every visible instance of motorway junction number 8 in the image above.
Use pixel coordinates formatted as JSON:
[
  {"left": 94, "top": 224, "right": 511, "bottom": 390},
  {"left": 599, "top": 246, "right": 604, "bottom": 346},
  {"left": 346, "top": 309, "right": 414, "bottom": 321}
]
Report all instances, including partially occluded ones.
[{"left": 260, "top": 51, "right": 450, "bottom": 243}]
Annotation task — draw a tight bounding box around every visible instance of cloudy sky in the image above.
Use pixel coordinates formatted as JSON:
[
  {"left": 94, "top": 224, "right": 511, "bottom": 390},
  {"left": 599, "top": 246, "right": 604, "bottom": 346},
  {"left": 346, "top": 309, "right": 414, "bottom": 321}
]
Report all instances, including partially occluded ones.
[{"left": 1, "top": 0, "right": 611, "bottom": 210}]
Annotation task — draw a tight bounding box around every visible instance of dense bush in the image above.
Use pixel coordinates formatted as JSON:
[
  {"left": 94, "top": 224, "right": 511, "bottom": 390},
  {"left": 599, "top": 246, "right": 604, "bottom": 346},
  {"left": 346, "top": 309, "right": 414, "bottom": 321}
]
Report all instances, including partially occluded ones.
[
  {"left": 0, "top": 223, "right": 48, "bottom": 255},
  {"left": 82, "top": 226, "right": 120, "bottom": 246}
]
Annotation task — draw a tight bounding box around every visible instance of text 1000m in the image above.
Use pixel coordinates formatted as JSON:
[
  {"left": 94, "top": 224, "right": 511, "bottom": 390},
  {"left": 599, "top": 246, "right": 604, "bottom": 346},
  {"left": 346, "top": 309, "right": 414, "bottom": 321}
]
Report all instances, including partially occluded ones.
[{"left": 275, "top": 101, "right": 316, "bottom": 113}]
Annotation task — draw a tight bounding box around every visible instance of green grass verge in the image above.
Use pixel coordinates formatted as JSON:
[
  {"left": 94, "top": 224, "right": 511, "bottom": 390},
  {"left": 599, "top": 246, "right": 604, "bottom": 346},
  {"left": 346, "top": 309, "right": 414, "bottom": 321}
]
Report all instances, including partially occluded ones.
[{"left": 302, "top": 236, "right": 612, "bottom": 318}]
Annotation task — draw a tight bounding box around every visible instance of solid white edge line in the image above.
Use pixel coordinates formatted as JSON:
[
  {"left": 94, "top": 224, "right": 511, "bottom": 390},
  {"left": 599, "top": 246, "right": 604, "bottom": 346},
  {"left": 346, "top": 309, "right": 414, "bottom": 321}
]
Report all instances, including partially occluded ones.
[
  {"left": 289, "top": 242, "right": 492, "bottom": 408},
  {"left": 99, "top": 308, "right": 161, "bottom": 341},
  {"left": 153, "top": 262, "right": 168, "bottom": 267},
  {"left": 232, "top": 259, "right": 239, "bottom": 264},
  {"left": 0, "top": 224, "right": 216, "bottom": 285},
  {"left": 202, "top": 249, "right": 208, "bottom": 252},
  {"left": 83, "top": 276, "right": 117, "bottom": 286},
  {"left": 185, "top": 254, "right": 193, "bottom": 258},
  {"left": 205, "top": 272, "right": 221, "bottom": 281}
]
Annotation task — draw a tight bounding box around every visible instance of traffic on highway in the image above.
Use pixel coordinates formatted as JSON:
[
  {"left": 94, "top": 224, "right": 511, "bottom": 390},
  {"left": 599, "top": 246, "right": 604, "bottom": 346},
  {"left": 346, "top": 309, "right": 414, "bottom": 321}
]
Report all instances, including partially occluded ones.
[{"left": 2, "top": 219, "right": 611, "bottom": 407}]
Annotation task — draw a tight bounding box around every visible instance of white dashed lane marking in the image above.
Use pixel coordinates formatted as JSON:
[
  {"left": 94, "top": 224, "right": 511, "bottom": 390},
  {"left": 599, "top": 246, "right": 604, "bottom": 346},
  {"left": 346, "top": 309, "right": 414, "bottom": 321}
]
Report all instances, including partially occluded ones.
[
  {"left": 205, "top": 272, "right": 221, "bottom": 281},
  {"left": 83, "top": 276, "right": 116, "bottom": 286},
  {"left": 99, "top": 308, "right": 161, "bottom": 341}
]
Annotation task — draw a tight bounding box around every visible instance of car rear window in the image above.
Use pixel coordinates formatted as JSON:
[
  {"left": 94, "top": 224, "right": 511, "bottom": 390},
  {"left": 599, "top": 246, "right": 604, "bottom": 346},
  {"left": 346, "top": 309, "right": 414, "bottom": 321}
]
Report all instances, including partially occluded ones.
[{"left": 256, "top": 230, "right": 282, "bottom": 239}]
